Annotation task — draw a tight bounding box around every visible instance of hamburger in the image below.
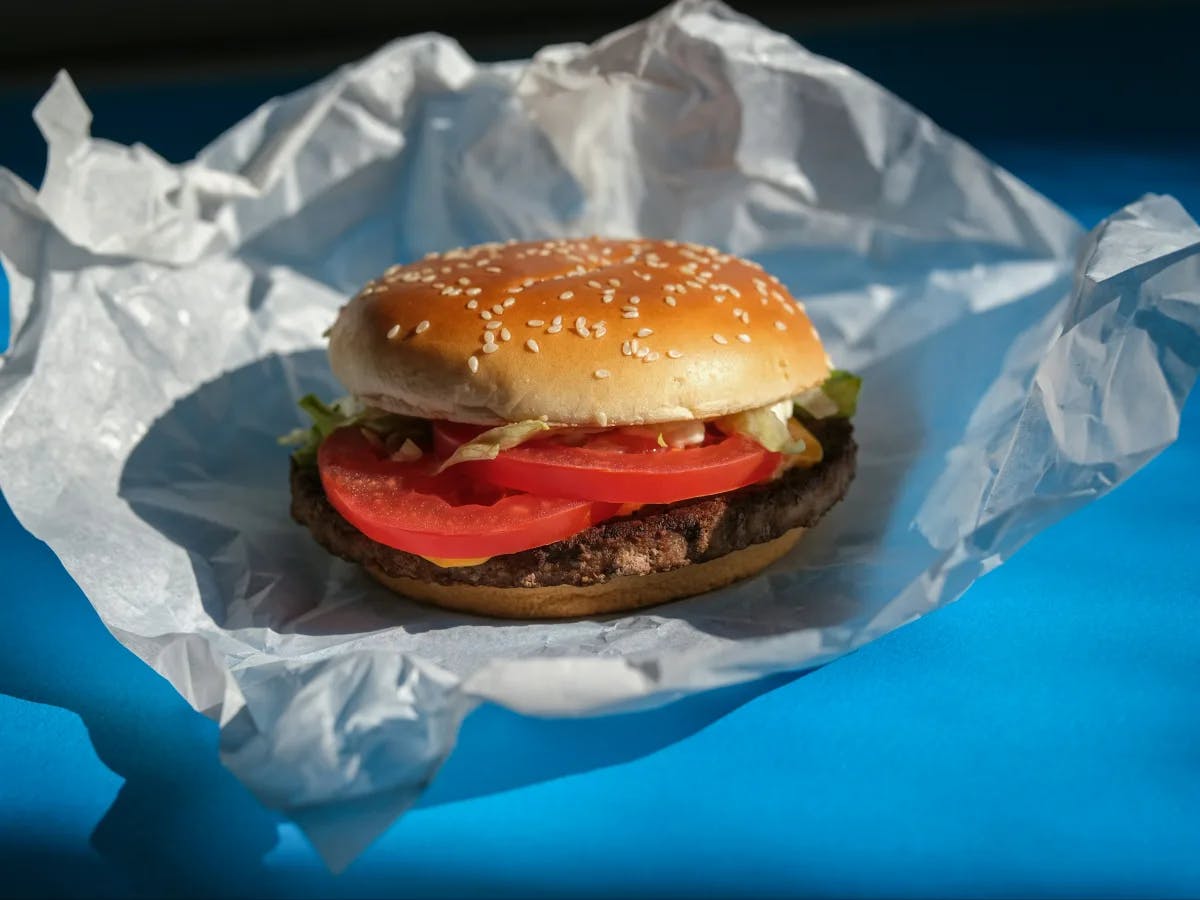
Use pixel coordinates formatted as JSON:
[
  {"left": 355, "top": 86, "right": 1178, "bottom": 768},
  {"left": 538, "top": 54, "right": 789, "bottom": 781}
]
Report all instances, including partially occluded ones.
[{"left": 285, "top": 238, "right": 859, "bottom": 619}]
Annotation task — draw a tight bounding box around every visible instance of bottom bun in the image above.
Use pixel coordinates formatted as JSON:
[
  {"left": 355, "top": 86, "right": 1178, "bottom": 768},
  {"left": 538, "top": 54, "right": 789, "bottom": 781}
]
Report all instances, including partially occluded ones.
[{"left": 366, "top": 527, "right": 804, "bottom": 620}]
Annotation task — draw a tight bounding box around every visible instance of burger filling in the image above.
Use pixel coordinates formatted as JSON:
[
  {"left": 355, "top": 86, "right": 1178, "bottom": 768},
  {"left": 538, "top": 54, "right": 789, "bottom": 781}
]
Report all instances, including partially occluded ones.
[{"left": 282, "top": 371, "right": 859, "bottom": 566}]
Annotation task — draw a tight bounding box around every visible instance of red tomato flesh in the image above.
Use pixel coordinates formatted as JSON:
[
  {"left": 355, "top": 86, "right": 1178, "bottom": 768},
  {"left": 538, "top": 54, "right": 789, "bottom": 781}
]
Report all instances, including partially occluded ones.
[
  {"left": 318, "top": 427, "right": 618, "bottom": 558},
  {"left": 433, "top": 421, "right": 782, "bottom": 504}
]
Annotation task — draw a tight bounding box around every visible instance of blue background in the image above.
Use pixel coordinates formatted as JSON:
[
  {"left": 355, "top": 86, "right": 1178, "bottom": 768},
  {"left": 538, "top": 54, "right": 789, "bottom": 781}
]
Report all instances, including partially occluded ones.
[{"left": 2, "top": 5, "right": 1199, "bottom": 897}]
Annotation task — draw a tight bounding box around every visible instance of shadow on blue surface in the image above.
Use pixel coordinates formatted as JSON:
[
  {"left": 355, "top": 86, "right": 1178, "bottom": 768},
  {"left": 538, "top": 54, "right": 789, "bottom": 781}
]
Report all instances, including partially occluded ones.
[
  {"left": 0, "top": 493, "right": 279, "bottom": 895},
  {"left": 0, "top": 484, "right": 807, "bottom": 894}
]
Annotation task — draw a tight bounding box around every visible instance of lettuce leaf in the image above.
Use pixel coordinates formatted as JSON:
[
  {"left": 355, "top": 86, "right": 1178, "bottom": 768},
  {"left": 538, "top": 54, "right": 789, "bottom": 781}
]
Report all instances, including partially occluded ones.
[
  {"left": 794, "top": 370, "right": 861, "bottom": 419},
  {"left": 282, "top": 369, "right": 862, "bottom": 469},
  {"left": 435, "top": 420, "right": 551, "bottom": 472},
  {"left": 715, "top": 402, "right": 809, "bottom": 455},
  {"left": 279, "top": 394, "right": 421, "bottom": 464}
]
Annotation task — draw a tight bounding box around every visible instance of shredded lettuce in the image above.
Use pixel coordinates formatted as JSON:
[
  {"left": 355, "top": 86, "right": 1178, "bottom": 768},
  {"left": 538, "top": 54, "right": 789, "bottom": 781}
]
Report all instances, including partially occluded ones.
[
  {"left": 716, "top": 369, "right": 861, "bottom": 457},
  {"left": 715, "top": 403, "right": 809, "bottom": 455},
  {"left": 390, "top": 438, "right": 423, "bottom": 463},
  {"left": 279, "top": 394, "right": 421, "bottom": 464},
  {"left": 283, "top": 370, "right": 862, "bottom": 468},
  {"left": 795, "top": 370, "right": 862, "bottom": 419},
  {"left": 436, "top": 420, "right": 551, "bottom": 472}
]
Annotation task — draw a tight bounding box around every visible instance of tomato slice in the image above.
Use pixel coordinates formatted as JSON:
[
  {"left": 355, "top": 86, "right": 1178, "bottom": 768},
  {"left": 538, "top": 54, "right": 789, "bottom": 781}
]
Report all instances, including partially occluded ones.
[
  {"left": 318, "top": 427, "right": 619, "bottom": 558},
  {"left": 433, "top": 421, "right": 782, "bottom": 504}
]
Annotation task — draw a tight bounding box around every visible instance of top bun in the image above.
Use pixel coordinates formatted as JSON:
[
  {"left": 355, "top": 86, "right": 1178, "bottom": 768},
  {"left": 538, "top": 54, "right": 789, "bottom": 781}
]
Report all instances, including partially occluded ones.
[{"left": 328, "top": 238, "right": 831, "bottom": 426}]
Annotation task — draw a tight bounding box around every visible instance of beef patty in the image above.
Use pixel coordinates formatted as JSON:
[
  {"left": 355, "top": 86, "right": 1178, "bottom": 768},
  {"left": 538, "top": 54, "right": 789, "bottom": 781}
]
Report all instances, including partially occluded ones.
[{"left": 290, "top": 418, "right": 856, "bottom": 589}]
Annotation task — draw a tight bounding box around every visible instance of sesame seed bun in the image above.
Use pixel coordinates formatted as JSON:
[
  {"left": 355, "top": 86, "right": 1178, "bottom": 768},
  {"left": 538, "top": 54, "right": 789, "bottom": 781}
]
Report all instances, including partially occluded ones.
[{"left": 328, "top": 238, "right": 831, "bottom": 426}]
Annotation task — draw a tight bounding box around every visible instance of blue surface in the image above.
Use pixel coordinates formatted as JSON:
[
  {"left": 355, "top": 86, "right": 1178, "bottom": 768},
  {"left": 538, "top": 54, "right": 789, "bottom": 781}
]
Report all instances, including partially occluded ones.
[{"left": 3, "top": 6, "right": 1200, "bottom": 897}]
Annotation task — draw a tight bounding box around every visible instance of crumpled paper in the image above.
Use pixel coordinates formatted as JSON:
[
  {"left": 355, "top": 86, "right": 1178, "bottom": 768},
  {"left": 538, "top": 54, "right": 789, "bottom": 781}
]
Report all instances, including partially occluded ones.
[{"left": 2, "top": 0, "right": 1199, "bottom": 871}]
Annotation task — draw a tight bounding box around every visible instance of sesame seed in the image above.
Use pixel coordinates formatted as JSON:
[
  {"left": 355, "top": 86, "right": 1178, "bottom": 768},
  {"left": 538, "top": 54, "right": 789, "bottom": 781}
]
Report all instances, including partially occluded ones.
[
  {"left": 415, "top": 320, "right": 430, "bottom": 334},
  {"left": 714, "top": 295, "right": 726, "bottom": 304},
  {"left": 467, "top": 356, "right": 479, "bottom": 373},
  {"left": 587, "top": 280, "right": 602, "bottom": 289},
  {"left": 713, "top": 333, "right": 729, "bottom": 345},
  {"left": 486, "top": 266, "right": 502, "bottom": 273},
  {"left": 458, "top": 277, "right": 471, "bottom": 285},
  {"left": 501, "top": 328, "right": 511, "bottom": 341},
  {"left": 733, "top": 307, "right": 743, "bottom": 316},
  {"left": 503, "top": 298, "right": 516, "bottom": 308},
  {"left": 602, "top": 295, "right": 614, "bottom": 304},
  {"left": 575, "top": 316, "right": 590, "bottom": 337},
  {"left": 386, "top": 264, "right": 403, "bottom": 276},
  {"left": 593, "top": 324, "right": 607, "bottom": 338},
  {"left": 740, "top": 312, "right": 751, "bottom": 325},
  {"left": 667, "top": 349, "right": 683, "bottom": 359},
  {"left": 608, "top": 278, "right": 621, "bottom": 287},
  {"left": 622, "top": 310, "right": 639, "bottom": 319},
  {"left": 783, "top": 304, "right": 796, "bottom": 315},
  {"left": 526, "top": 339, "right": 540, "bottom": 353},
  {"left": 629, "top": 296, "right": 640, "bottom": 305},
  {"left": 621, "top": 341, "right": 633, "bottom": 356},
  {"left": 421, "top": 274, "right": 436, "bottom": 283},
  {"left": 386, "top": 324, "right": 402, "bottom": 339},
  {"left": 481, "top": 310, "right": 492, "bottom": 320},
  {"left": 482, "top": 343, "right": 499, "bottom": 354},
  {"left": 643, "top": 352, "right": 660, "bottom": 363},
  {"left": 507, "top": 286, "right": 523, "bottom": 293},
  {"left": 559, "top": 291, "right": 574, "bottom": 300},
  {"left": 665, "top": 296, "right": 677, "bottom": 307},
  {"left": 546, "top": 324, "right": 563, "bottom": 334},
  {"left": 483, "top": 330, "right": 497, "bottom": 344},
  {"left": 737, "top": 333, "right": 751, "bottom": 343},
  {"left": 630, "top": 339, "right": 640, "bottom": 353},
  {"left": 523, "top": 278, "right": 534, "bottom": 287},
  {"left": 486, "top": 321, "right": 502, "bottom": 330},
  {"left": 465, "top": 287, "right": 482, "bottom": 296},
  {"left": 664, "top": 284, "right": 677, "bottom": 293},
  {"left": 552, "top": 315, "right": 563, "bottom": 326},
  {"left": 466, "top": 299, "right": 479, "bottom": 309},
  {"left": 594, "top": 369, "right": 610, "bottom": 379},
  {"left": 636, "top": 346, "right": 649, "bottom": 359},
  {"left": 492, "top": 304, "right": 505, "bottom": 315},
  {"left": 527, "top": 319, "right": 545, "bottom": 327},
  {"left": 636, "top": 328, "right": 654, "bottom": 337},
  {"left": 775, "top": 320, "right": 787, "bottom": 331}
]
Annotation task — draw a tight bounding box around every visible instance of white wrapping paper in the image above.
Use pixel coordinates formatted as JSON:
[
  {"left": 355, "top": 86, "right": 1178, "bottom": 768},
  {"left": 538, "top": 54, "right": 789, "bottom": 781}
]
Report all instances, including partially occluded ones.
[{"left": 2, "top": 0, "right": 1199, "bottom": 871}]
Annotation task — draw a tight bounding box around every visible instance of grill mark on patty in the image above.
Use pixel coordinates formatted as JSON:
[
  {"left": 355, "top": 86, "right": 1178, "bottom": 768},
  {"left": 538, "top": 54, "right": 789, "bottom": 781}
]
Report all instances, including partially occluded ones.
[{"left": 290, "top": 420, "right": 856, "bottom": 589}]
